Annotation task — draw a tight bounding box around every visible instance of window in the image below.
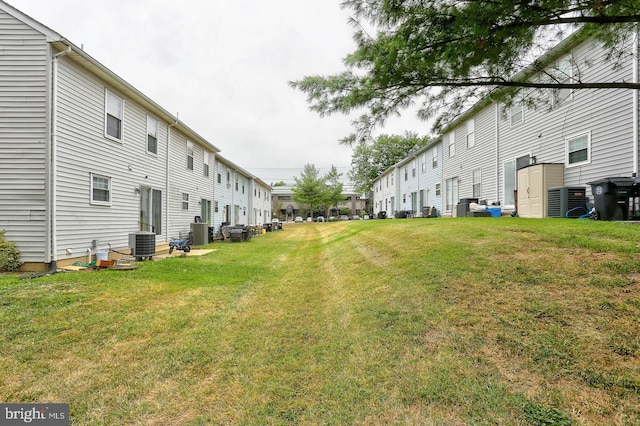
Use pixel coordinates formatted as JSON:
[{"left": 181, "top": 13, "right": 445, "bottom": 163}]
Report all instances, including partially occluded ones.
[
  {"left": 432, "top": 146, "right": 438, "bottom": 168},
  {"left": 139, "top": 187, "right": 162, "bottom": 235},
  {"left": 403, "top": 194, "right": 406, "bottom": 203},
  {"left": 217, "top": 173, "right": 222, "bottom": 184},
  {"left": 186, "top": 141, "right": 194, "bottom": 170},
  {"left": 510, "top": 92, "right": 524, "bottom": 125},
  {"left": 182, "top": 193, "right": 189, "bottom": 210},
  {"left": 91, "top": 174, "right": 111, "bottom": 205},
  {"left": 215, "top": 201, "right": 219, "bottom": 213},
  {"left": 421, "top": 154, "right": 426, "bottom": 173},
  {"left": 227, "top": 171, "right": 230, "bottom": 183},
  {"left": 105, "top": 90, "right": 123, "bottom": 140},
  {"left": 386, "top": 176, "right": 389, "bottom": 188},
  {"left": 235, "top": 181, "right": 239, "bottom": 191},
  {"left": 566, "top": 132, "right": 591, "bottom": 166},
  {"left": 445, "top": 177, "right": 459, "bottom": 211},
  {"left": 404, "top": 166, "right": 408, "bottom": 181},
  {"left": 435, "top": 183, "right": 441, "bottom": 197},
  {"left": 554, "top": 56, "right": 573, "bottom": 106},
  {"left": 242, "top": 184, "right": 245, "bottom": 194},
  {"left": 412, "top": 161, "right": 416, "bottom": 178},
  {"left": 472, "top": 168, "right": 481, "bottom": 198},
  {"left": 466, "top": 119, "right": 475, "bottom": 149},
  {"left": 203, "top": 151, "right": 209, "bottom": 177},
  {"left": 448, "top": 132, "right": 455, "bottom": 157},
  {"left": 201, "top": 199, "right": 212, "bottom": 224},
  {"left": 147, "top": 116, "right": 158, "bottom": 154}
]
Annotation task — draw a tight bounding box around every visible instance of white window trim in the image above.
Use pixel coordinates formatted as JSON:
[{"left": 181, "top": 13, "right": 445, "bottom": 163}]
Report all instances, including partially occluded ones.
[
  {"left": 146, "top": 115, "right": 158, "bottom": 155},
  {"left": 186, "top": 140, "right": 194, "bottom": 171},
  {"left": 553, "top": 55, "right": 574, "bottom": 107},
  {"left": 90, "top": 173, "right": 111, "bottom": 206},
  {"left": 466, "top": 119, "right": 475, "bottom": 149},
  {"left": 448, "top": 132, "right": 455, "bottom": 158},
  {"left": 472, "top": 168, "right": 482, "bottom": 198},
  {"left": 182, "top": 193, "right": 189, "bottom": 210},
  {"left": 565, "top": 131, "right": 591, "bottom": 168},
  {"left": 104, "top": 89, "right": 124, "bottom": 142},
  {"left": 510, "top": 92, "right": 524, "bottom": 126}
]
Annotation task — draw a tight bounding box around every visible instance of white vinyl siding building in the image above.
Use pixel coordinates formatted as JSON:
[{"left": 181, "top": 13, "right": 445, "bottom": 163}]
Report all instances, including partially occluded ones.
[{"left": 0, "top": 7, "right": 50, "bottom": 263}]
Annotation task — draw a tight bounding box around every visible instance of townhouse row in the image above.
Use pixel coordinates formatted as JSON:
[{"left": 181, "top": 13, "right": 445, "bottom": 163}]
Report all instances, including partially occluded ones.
[
  {"left": 373, "top": 31, "right": 640, "bottom": 219},
  {"left": 0, "top": 2, "right": 272, "bottom": 271}
]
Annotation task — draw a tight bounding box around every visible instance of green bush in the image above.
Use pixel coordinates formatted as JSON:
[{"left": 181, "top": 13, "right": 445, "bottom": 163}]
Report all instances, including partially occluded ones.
[{"left": 0, "top": 229, "right": 23, "bottom": 272}]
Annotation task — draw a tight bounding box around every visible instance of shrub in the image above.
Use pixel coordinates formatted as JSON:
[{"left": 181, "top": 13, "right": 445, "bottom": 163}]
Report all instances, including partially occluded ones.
[{"left": 0, "top": 229, "right": 23, "bottom": 272}]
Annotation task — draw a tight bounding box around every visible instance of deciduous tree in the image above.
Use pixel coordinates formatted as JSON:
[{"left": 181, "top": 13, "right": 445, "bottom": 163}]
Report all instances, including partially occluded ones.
[{"left": 349, "top": 132, "right": 430, "bottom": 193}]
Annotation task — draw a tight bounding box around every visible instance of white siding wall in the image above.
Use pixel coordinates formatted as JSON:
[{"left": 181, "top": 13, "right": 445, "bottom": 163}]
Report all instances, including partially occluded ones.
[
  {"left": 378, "top": 169, "right": 396, "bottom": 215},
  {"left": 250, "top": 180, "right": 271, "bottom": 226},
  {"left": 0, "top": 10, "right": 49, "bottom": 262},
  {"left": 442, "top": 105, "right": 498, "bottom": 210},
  {"left": 213, "top": 161, "right": 234, "bottom": 230},
  {"left": 234, "top": 172, "right": 250, "bottom": 226},
  {"left": 372, "top": 178, "right": 383, "bottom": 215},
  {"left": 497, "top": 38, "right": 635, "bottom": 202},
  {"left": 421, "top": 142, "right": 443, "bottom": 214},
  {"left": 167, "top": 131, "right": 215, "bottom": 240}
]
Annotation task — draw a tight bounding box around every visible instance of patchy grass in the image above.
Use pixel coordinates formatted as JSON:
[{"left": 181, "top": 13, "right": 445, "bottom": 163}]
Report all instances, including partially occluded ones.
[{"left": 1, "top": 218, "right": 639, "bottom": 424}]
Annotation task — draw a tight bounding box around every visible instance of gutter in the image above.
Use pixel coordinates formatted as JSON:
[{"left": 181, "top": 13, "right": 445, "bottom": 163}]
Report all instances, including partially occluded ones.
[
  {"left": 633, "top": 25, "right": 639, "bottom": 176},
  {"left": 167, "top": 120, "right": 177, "bottom": 239},
  {"left": 49, "top": 45, "right": 72, "bottom": 266},
  {"left": 22, "top": 44, "right": 71, "bottom": 279}
]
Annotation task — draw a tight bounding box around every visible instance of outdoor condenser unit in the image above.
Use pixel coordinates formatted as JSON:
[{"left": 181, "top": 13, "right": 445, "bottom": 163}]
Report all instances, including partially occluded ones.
[
  {"left": 547, "top": 186, "right": 588, "bottom": 218},
  {"left": 190, "top": 223, "right": 209, "bottom": 246},
  {"left": 129, "top": 231, "right": 156, "bottom": 259}
]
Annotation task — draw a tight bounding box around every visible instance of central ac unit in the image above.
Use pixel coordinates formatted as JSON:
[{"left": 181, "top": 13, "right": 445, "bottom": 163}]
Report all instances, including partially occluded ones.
[
  {"left": 547, "top": 186, "right": 587, "bottom": 218},
  {"left": 129, "top": 231, "right": 156, "bottom": 259}
]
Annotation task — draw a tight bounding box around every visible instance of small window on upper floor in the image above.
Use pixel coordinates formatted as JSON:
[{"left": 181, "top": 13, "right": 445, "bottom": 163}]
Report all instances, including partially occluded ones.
[
  {"left": 448, "top": 132, "right": 455, "bottom": 158},
  {"left": 186, "top": 141, "right": 194, "bottom": 170},
  {"left": 554, "top": 56, "right": 574, "bottom": 106},
  {"left": 466, "top": 119, "right": 475, "bottom": 149},
  {"left": 147, "top": 115, "right": 158, "bottom": 154},
  {"left": 510, "top": 92, "right": 524, "bottom": 126},
  {"left": 105, "top": 90, "right": 123, "bottom": 141},
  {"left": 432, "top": 146, "right": 438, "bottom": 168},
  {"left": 203, "top": 151, "right": 210, "bottom": 177}
]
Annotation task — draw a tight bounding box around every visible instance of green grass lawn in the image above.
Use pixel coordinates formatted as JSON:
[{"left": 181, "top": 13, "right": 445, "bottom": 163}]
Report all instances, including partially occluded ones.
[{"left": 1, "top": 218, "right": 639, "bottom": 425}]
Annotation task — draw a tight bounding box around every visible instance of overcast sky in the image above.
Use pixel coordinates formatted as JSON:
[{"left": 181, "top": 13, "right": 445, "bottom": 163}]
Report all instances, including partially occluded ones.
[{"left": 8, "top": 0, "right": 428, "bottom": 185}]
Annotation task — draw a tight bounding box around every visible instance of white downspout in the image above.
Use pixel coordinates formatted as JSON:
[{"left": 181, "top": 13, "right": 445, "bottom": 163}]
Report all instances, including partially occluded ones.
[
  {"left": 495, "top": 102, "right": 500, "bottom": 203},
  {"left": 633, "top": 26, "right": 639, "bottom": 176},
  {"left": 50, "top": 45, "right": 72, "bottom": 264},
  {"left": 166, "top": 121, "right": 178, "bottom": 241}
]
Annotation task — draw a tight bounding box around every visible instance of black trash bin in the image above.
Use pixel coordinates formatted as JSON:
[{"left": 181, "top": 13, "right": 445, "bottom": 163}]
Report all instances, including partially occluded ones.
[
  {"left": 588, "top": 177, "right": 636, "bottom": 220},
  {"left": 378, "top": 211, "right": 387, "bottom": 219}
]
